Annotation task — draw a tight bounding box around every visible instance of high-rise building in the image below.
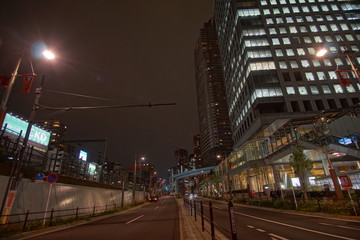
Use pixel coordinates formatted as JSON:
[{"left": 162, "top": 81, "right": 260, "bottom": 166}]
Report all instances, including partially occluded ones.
[
  {"left": 174, "top": 147, "right": 189, "bottom": 172},
  {"left": 194, "top": 18, "right": 234, "bottom": 167},
  {"left": 38, "top": 120, "right": 67, "bottom": 149},
  {"left": 192, "top": 134, "right": 203, "bottom": 168},
  {"left": 214, "top": 0, "right": 360, "bottom": 149}
]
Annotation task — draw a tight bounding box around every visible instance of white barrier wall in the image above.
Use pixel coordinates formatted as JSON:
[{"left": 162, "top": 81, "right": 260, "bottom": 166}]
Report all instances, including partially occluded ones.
[{"left": 0, "top": 175, "right": 145, "bottom": 218}]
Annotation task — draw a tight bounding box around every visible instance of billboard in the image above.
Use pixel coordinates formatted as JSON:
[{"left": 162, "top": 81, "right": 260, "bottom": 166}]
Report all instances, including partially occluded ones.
[
  {"left": 2, "top": 113, "right": 51, "bottom": 147},
  {"left": 79, "top": 150, "right": 87, "bottom": 161},
  {"left": 88, "top": 162, "right": 96, "bottom": 175}
]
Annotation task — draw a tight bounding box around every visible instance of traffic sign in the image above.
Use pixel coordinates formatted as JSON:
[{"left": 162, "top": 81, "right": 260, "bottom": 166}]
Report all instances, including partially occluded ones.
[
  {"left": 339, "top": 175, "right": 352, "bottom": 189},
  {"left": 36, "top": 173, "right": 45, "bottom": 180},
  {"left": 46, "top": 173, "right": 58, "bottom": 184}
]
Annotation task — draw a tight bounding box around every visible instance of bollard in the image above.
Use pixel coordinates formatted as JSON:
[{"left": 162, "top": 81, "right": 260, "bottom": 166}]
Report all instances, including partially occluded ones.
[
  {"left": 93, "top": 205, "right": 96, "bottom": 217},
  {"left": 75, "top": 207, "right": 79, "bottom": 220},
  {"left": 209, "top": 201, "right": 215, "bottom": 240},
  {"left": 49, "top": 209, "right": 54, "bottom": 226},
  {"left": 22, "top": 210, "right": 30, "bottom": 232},
  {"left": 228, "top": 201, "right": 237, "bottom": 240},
  {"left": 194, "top": 200, "right": 197, "bottom": 222},
  {"left": 201, "top": 201, "right": 204, "bottom": 231},
  {"left": 190, "top": 200, "right": 193, "bottom": 216}
]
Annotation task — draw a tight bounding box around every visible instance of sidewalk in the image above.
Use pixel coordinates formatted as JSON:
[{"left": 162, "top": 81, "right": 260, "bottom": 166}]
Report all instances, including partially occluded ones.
[{"left": 176, "top": 198, "right": 228, "bottom": 240}]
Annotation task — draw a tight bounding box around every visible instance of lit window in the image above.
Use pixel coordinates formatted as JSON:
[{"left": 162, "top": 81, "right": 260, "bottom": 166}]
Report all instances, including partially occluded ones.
[
  {"left": 266, "top": 18, "right": 274, "bottom": 24},
  {"left": 269, "top": 28, "right": 277, "bottom": 34},
  {"left": 320, "top": 25, "right": 328, "bottom": 32},
  {"left": 321, "top": 5, "right": 329, "bottom": 12},
  {"left": 290, "top": 60, "right": 299, "bottom": 68},
  {"left": 298, "top": 86, "right": 308, "bottom": 95},
  {"left": 334, "top": 58, "right": 344, "bottom": 66},
  {"left": 275, "top": 49, "right": 284, "bottom": 57},
  {"left": 330, "top": 24, "right": 339, "bottom": 31},
  {"left": 272, "top": 38, "right": 280, "bottom": 45},
  {"left": 345, "top": 34, "right": 355, "bottom": 41},
  {"left": 307, "top": 47, "right": 315, "bottom": 54},
  {"left": 346, "top": 84, "right": 356, "bottom": 93},
  {"left": 279, "top": 27, "right": 287, "bottom": 34},
  {"left": 289, "top": 26, "right": 297, "bottom": 33},
  {"left": 286, "top": 86, "right": 295, "bottom": 95},
  {"left": 326, "top": 15, "right": 334, "bottom": 21},
  {"left": 312, "top": 59, "right": 320, "bottom": 67},
  {"left": 296, "top": 16, "right": 304, "bottom": 22},
  {"left": 276, "top": 17, "right": 284, "bottom": 24},
  {"left": 351, "top": 45, "right": 359, "bottom": 52},
  {"left": 341, "top": 24, "right": 349, "bottom": 31},
  {"left": 321, "top": 85, "right": 332, "bottom": 94},
  {"left": 283, "top": 7, "right": 290, "bottom": 14},
  {"left": 311, "top": 6, "right": 319, "bottom": 12},
  {"left": 292, "top": 6, "right": 300, "bottom": 13},
  {"left": 303, "top": 37, "right": 312, "bottom": 43},
  {"left": 335, "top": 14, "right": 344, "bottom": 20},
  {"left": 314, "top": 36, "right": 322, "bottom": 43},
  {"left": 317, "top": 72, "right": 326, "bottom": 80},
  {"left": 286, "top": 49, "right": 295, "bottom": 56},
  {"left": 306, "top": 16, "right": 313, "bottom": 22},
  {"left": 315, "top": 15, "right": 324, "bottom": 21},
  {"left": 301, "top": 60, "right": 310, "bottom": 67},
  {"left": 328, "top": 71, "right": 337, "bottom": 80},
  {"left": 286, "top": 17, "right": 294, "bottom": 23},
  {"left": 273, "top": 8, "right": 280, "bottom": 14},
  {"left": 324, "top": 59, "right": 332, "bottom": 66},
  {"left": 300, "top": 26, "right": 308, "bottom": 33},
  {"left": 324, "top": 35, "right": 333, "bottom": 42},
  {"left": 305, "top": 72, "right": 315, "bottom": 81},
  {"left": 283, "top": 38, "right": 291, "bottom": 44},
  {"left": 331, "top": 5, "right": 339, "bottom": 11},
  {"left": 310, "top": 25, "right": 318, "bottom": 32},
  {"left": 263, "top": 9, "right": 271, "bottom": 15},
  {"left": 333, "top": 84, "right": 343, "bottom": 93},
  {"left": 279, "top": 61, "right": 287, "bottom": 69},
  {"left": 310, "top": 85, "right": 319, "bottom": 94},
  {"left": 302, "top": 6, "right": 310, "bottom": 12},
  {"left": 297, "top": 48, "right": 305, "bottom": 55}
]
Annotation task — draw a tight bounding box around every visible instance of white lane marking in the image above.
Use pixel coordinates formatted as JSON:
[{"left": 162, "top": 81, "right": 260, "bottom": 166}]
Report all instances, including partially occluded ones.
[
  {"left": 155, "top": 206, "right": 159, "bottom": 210},
  {"left": 235, "top": 212, "right": 356, "bottom": 240},
  {"left": 247, "top": 225, "right": 255, "bottom": 228},
  {"left": 126, "top": 215, "right": 144, "bottom": 224},
  {"left": 319, "top": 222, "right": 360, "bottom": 231},
  {"left": 269, "top": 233, "right": 289, "bottom": 240},
  {"left": 256, "top": 228, "right": 266, "bottom": 232}
]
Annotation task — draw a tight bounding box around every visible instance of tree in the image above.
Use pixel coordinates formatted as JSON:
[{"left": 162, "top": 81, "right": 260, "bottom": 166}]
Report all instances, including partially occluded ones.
[{"left": 289, "top": 146, "right": 313, "bottom": 200}]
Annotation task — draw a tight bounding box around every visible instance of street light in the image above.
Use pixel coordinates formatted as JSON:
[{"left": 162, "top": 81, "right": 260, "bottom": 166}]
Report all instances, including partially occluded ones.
[
  {"left": 132, "top": 155, "right": 145, "bottom": 206},
  {"left": 316, "top": 47, "right": 360, "bottom": 83},
  {"left": 0, "top": 50, "right": 55, "bottom": 224}
]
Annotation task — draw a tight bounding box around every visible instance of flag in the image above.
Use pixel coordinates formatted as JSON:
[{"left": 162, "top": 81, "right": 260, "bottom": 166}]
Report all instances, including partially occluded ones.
[
  {"left": 21, "top": 74, "right": 36, "bottom": 93},
  {"left": 0, "top": 75, "right": 11, "bottom": 88},
  {"left": 336, "top": 69, "right": 351, "bottom": 87}
]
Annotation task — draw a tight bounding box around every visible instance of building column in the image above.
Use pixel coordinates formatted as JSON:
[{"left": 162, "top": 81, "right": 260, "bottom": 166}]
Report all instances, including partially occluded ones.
[{"left": 271, "top": 165, "right": 281, "bottom": 190}]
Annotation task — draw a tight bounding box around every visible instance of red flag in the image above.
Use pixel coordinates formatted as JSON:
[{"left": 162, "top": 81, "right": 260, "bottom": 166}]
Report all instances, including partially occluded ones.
[
  {"left": 336, "top": 69, "right": 351, "bottom": 87},
  {"left": 0, "top": 75, "right": 11, "bottom": 88},
  {"left": 21, "top": 74, "right": 36, "bottom": 93}
]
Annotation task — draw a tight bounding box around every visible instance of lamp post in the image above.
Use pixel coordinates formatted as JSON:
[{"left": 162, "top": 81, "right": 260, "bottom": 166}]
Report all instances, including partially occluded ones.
[
  {"left": 132, "top": 155, "right": 145, "bottom": 206},
  {"left": 0, "top": 49, "right": 55, "bottom": 224}
]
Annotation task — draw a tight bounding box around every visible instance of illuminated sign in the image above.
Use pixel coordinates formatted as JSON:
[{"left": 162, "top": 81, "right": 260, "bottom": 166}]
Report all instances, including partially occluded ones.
[
  {"left": 88, "top": 163, "right": 96, "bottom": 175},
  {"left": 2, "top": 113, "right": 51, "bottom": 147},
  {"left": 338, "top": 138, "right": 352, "bottom": 145},
  {"left": 79, "top": 150, "right": 87, "bottom": 161}
]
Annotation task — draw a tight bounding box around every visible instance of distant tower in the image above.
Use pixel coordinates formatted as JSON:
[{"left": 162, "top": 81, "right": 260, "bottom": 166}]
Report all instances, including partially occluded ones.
[
  {"left": 38, "top": 120, "right": 67, "bottom": 149},
  {"left": 194, "top": 18, "right": 234, "bottom": 167},
  {"left": 174, "top": 147, "right": 189, "bottom": 173},
  {"left": 193, "top": 134, "right": 202, "bottom": 169}
]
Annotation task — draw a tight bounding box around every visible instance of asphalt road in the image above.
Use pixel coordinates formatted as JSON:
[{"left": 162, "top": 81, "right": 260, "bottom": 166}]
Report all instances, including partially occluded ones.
[
  {"left": 191, "top": 198, "right": 360, "bottom": 240},
  {"left": 20, "top": 196, "right": 180, "bottom": 240}
]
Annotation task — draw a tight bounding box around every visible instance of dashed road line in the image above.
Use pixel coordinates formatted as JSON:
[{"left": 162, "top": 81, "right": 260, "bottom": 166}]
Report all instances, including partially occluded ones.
[
  {"left": 319, "top": 222, "right": 360, "bottom": 231},
  {"left": 155, "top": 206, "right": 159, "bottom": 210},
  {"left": 126, "top": 215, "right": 144, "bottom": 224},
  {"left": 256, "top": 228, "right": 266, "bottom": 232},
  {"left": 235, "top": 211, "right": 356, "bottom": 240},
  {"left": 269, "top": 233, "right": 289, "bottom": 240},
  {"left": 247, "top": 225, "right": 255, "bottom": 228}
]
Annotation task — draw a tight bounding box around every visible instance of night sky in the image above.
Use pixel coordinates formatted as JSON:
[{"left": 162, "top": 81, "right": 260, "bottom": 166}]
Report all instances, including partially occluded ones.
[{"left": 0, "top": 1, "right": 213, "bottom": 178}]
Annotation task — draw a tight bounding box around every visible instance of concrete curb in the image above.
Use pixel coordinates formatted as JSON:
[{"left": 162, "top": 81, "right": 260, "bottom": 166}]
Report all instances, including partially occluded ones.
[{"left": 176, "top": 198, "right": 228, "bottom": 240}]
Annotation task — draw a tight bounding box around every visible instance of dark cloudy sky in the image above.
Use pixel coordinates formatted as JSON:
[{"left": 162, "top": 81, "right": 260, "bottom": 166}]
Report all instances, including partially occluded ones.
[{"left": 0, "top": 1, "right": 213, "bottom": 178}]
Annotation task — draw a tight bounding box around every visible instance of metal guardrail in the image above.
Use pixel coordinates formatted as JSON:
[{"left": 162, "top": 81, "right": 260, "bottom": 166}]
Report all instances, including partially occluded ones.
[
  {"left": 0, "top": 203, "right": 119, "bottom": 232},
  {"left": 183, "top": 198, "right": 237, "bottom": 240}
]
